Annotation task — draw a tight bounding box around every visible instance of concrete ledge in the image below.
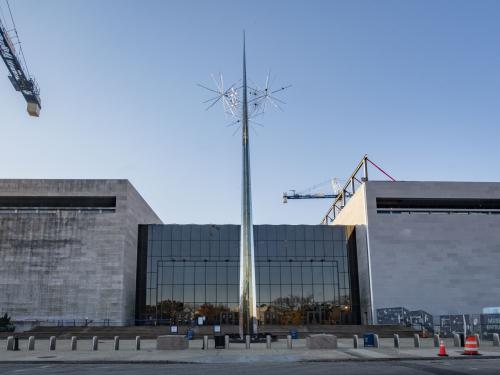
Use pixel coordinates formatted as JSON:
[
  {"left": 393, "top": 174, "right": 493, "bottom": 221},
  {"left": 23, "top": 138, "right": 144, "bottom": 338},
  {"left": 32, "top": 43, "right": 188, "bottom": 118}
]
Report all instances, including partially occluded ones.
[
  {"left": 306, "top": 334, "right": 338, "bottom": 349},
  {"left": 156, "top": 335, "right": 188, "bottom": 350}
]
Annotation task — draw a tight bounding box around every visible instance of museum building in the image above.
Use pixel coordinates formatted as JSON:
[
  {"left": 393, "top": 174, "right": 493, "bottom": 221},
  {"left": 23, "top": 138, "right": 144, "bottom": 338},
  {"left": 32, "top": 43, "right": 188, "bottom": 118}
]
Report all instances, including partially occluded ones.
[{"left": 1, "top": 178, "right": 500, "bottom": 328}]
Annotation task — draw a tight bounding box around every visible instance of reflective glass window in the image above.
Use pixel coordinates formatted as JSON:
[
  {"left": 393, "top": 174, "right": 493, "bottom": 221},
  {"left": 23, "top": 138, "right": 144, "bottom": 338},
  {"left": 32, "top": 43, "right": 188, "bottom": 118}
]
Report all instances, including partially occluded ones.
[
  {"left": 184, "top": 285, "right": 194, "bottom": 302},
  {"left": 219, "top": 241, "right": 229, "bottom": 258},
  {"left": 259, "top": 285, "right": 270, "bottom": 303},
  {"left": 270, "top": 265, "right": 280, "bottom": 284},
  {"left": 217, "top": 265, "right": 227, "bottom": 284},
  {"left": 173, "top": 285, "right": 183, "bottom": 301},
  {"left": 228, "top": 266, "right": 238, "bottom": 284},
  {"left": 195, "top": 286, "right": 205, "bottom": 303},
  {"left": 171, "top": 241, "right": 181, "bottom": 257},
  {"left": 161, "top": 242, "right": 171, "bottom": 257},
  {"left": 227, "top": 286, "right": 238, "bottom": 302},
  {"left": 151, "top": 241, "right": 161, "bottom": 257},
  {"left": 280, "top": 262, "right": 291, "bottom": 284},
  {"left": 210, "top": 241, "right": 219, "bottom": 258},
  {"left": 270, "top": 285, "right": 280, "bottom": 302},
  {"left": 206, "top": 266, "right": 217, "bottom": 284},
  {"left": 291, "top": 266, "right": 301, "bottom": 285},
  {"left": 313, "top": 266, "right": 323, "bottom": 284},
  {"left": 291, "top": 284, "right": 302, "bottom": 299},
  {"left": 184, "top": 266, "right": 195, "bottom": 284},
  {"left": 206, "top": 285, "right": 216, "bottom": 302},
  {"left": 258, "top": 264, "right": 269, "bottom": 284},
  {"left": 173, "top": 266, "right": 183, "bottom": 283},
  {"left": 217, "top": 285, "right": 227, "bottom": 303},
  {"left": 301, "top": 263, "right": 312, "bottom": 284},
  {"left": 195, "top": 265, "right": 205, "bottom": 284}
]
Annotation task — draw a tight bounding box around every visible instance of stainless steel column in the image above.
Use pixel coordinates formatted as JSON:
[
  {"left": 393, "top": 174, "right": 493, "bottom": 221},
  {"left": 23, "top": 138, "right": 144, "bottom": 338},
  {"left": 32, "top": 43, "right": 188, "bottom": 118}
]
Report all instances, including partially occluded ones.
[{"left": 238, "top": 33, "right": 257, "bottom": 339}]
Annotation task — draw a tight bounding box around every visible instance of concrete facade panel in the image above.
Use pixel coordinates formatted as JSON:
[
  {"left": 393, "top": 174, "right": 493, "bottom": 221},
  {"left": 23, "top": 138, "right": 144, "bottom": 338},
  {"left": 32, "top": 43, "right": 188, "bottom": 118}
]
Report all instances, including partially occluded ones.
[{"left": 0, "top": 179, "right": 161, "bottom": 325}]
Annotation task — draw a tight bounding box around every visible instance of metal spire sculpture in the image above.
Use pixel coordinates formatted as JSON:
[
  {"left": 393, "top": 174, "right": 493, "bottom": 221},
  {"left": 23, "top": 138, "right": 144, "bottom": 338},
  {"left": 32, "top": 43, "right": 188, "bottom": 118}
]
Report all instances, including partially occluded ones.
[{"left": 199, "top": 33, "right": 290, "bottom": 338}]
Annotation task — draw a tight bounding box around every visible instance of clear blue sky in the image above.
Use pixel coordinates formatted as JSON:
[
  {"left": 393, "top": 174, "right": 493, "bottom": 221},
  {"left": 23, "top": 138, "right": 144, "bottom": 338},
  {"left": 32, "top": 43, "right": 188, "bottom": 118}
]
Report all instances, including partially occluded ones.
[{"left": 1, "top": 0, "right": 499, "bottom": 224}]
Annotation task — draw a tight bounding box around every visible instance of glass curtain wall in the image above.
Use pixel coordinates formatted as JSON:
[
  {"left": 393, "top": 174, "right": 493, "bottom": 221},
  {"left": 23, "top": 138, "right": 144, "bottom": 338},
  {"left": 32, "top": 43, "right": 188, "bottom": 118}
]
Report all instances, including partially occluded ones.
[{"left": 136, "top": 224, "right": 357, "bottom": 325}]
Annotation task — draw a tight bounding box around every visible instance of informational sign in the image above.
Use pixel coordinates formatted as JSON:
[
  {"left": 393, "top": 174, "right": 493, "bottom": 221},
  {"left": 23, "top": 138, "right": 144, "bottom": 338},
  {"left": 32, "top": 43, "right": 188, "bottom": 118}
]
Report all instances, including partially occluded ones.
[
  {"left": 481, "top": 314, "right": 500, "bottom": 336},
  {"left": 197, "top": 316, "right": 205, "bottom": 326},
  {"left": 170, "top": 325, "right": 178, "bottom": 334},
  {"left": 213, "top": 325, "right": 221, "bottom": 333}
]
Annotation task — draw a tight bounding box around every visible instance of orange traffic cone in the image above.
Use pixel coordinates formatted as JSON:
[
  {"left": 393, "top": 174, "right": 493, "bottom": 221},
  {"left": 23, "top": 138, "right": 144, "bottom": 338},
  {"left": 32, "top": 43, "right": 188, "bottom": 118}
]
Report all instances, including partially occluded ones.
[{"left": 438, "top": 340, "right": 448, "bottom": 357}]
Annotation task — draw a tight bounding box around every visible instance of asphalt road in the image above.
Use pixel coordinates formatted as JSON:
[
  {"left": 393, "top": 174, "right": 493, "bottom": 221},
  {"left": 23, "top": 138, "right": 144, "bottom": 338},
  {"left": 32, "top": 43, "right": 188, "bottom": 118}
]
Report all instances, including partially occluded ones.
[{"left": 1, "top": 359, "right": 500, "bottom": 375}]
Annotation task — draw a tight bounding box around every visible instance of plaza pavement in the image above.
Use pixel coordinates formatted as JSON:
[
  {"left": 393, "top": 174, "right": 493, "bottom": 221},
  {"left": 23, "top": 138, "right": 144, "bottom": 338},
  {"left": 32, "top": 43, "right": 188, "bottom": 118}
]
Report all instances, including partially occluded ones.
[{"left": 1, "top": 337, "right": 500, "bottom": 363}]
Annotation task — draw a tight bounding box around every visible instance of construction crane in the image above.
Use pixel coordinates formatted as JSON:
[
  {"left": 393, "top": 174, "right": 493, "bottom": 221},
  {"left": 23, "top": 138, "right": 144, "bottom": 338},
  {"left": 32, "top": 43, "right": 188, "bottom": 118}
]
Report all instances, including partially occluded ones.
[
  {"left": 283, "top": 178, "right": 344, "bottom": 203},
  {"left": 0, "top": 0, "right": 41, "bottom": 116},
  {"left": 282, "top": 155, "right": 396, "bottom": 224}
]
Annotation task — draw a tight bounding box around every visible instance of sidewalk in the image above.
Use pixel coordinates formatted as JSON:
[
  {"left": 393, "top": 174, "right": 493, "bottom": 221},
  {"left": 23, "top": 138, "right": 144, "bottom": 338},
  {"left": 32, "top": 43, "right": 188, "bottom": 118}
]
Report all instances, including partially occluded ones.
[{"left": 1, "top": 338, "right": 499, "bottom": 363}]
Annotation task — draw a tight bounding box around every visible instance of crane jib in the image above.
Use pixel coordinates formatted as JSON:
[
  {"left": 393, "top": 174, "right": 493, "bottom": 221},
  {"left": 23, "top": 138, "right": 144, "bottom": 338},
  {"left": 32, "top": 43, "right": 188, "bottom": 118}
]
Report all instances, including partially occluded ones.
[{"left": 0, "top": 17, "right": 41, "bottom": 116}]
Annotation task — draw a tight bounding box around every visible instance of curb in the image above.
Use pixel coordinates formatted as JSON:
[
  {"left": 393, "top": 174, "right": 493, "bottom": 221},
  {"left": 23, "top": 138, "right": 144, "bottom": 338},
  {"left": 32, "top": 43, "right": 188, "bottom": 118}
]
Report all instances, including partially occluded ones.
[{"left": 0, "top": 355, "right": 498, "bottom": 365}]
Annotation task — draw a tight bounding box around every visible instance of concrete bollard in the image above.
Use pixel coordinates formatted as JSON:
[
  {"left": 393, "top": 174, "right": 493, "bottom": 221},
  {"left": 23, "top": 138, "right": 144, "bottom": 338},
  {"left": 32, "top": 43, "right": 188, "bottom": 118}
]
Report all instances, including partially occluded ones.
[
  {"left": 114, "top": 336, "right": 119, "bottom": 350},
  {"left": 13, "top": 337, "right": 19, "bottom": 351},
  {"left": 373, "top": 333, "right": 380, "bottom": 348},
  {"left": 49, "top": 336, "right": 56, "bottom": 351},
  {"left": 414, "top": 334, "right": 420, "bottom": 348},
  {"left": 28, "top": 336, "right": 35, "bottom": 351},
  {"left": 92, "top": 336, "right": 98, "bottom": 351},
  {"left": 393, "top": 333, "right": 400, "bottom": 348},
  {"left": 71, "top": 336, "right": 77, "bottom": 351},
  {"left": 493, "top": 333, "right": 500, "bottom": 347},
  {"left": 6, "top": 336, "right": 14, "bottom": 351},
  {"left": 136, "top": 336, "right": 141, "bottom": 350},
  {"left": 453, "top": 333, "right": 460, "bottom": 347},
  {"left": 474, "top": 333, "right": 480, "bottom": 347},
  {"left": 203, "top": 335, "right": 209, "bottom": 350},
  {"left": 266, "top": 335, "right": 271, "bottom": 349},
  {"left": 353, "top": 334, "right": 359, "bottom": 349},
  {"left": 433, "top": 334, "right": 440, "bottom": 348},
  {"left": 225, "top": 335, "right": 229, "bottom": 349},
  {"left": 287, "top": 335, "right": 292, "bottom": 349},
  {"left": 245, "top": 335, "right": 250, "bottom": 349}
]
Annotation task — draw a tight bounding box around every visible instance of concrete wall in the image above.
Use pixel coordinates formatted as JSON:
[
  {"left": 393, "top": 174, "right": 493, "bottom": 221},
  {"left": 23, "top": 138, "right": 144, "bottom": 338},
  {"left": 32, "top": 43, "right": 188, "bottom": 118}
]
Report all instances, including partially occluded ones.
[
  {"left": 0, "top": 179, "right": 161, "bottom": 325},
  {"left": 364, "top": 181, "right": 500, "bottom": 318},
  {"left": 331, "top": 184, "right": 372, "bottom": 324},
  {"left": 333, "top": 183, "right": 367, "bottom": 226}
]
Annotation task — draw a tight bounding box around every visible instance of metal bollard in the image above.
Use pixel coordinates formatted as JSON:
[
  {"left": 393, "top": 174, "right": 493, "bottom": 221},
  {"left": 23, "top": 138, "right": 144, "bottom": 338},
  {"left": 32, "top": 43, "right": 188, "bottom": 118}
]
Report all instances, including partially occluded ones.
[
  {"left": 245, "top": 335, "right": 250, "bottom": 349},
  {"left": 453, "top": 333, "right": 460, "bottom": 347},
  {"left": 225, "top": 335, "right": 229, "bottom": 349},
  {"left": 6, "top": 336, "right": 14, "bottom": 351},
  {"left": 373, "top": 333, "right": 380, "bottom": 348},
  {"left": 114, "top": 336, "right": 119, "bottom": 350},
  {"left": 71, "top": 336, "right": 77, "bottom": 351},
  {"left": 203, "top": 335, "right": 209, "bottom": 350},
  {"left": 414, "top": 334, "right": 420, "bottom": 348},
  {"left": 28, "top": 336, "right": 35, "bottom": 351},
  {"left": 287, "top": 335, "right": 292, "bottom": 349},
  {"left": 136, "top": 336, "right": 141, "bottom": 350},
  {"left": 493, "top": 333, "right": 500, "bottom": 347},
  {"left": 353, "top": 334, "right": 359, "bottom": 349},
  {"left": 49, "top": 336, "right": 56, "bottom": 351},
  {"left": 474, "top": 333, "right": 480, "bottom": 347},
  {"left": 92, "top": 336, "right": 98, "bottom": 351},
  {"left": 433, "top": 334, "right": 440, "bottom": 348},
  {"left": 266, "top": 334, "right": 271, "bottom": 349},
  {"left": 393, "top": 333, "right": 400, "bottom": 348}
]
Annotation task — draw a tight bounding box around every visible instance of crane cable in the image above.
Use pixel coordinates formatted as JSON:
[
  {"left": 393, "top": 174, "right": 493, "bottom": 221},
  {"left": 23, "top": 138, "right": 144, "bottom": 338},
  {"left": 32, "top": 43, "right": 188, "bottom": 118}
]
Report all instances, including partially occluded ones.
[{"left": 0, "top": 1, "right": 8, "bottom": 29}]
